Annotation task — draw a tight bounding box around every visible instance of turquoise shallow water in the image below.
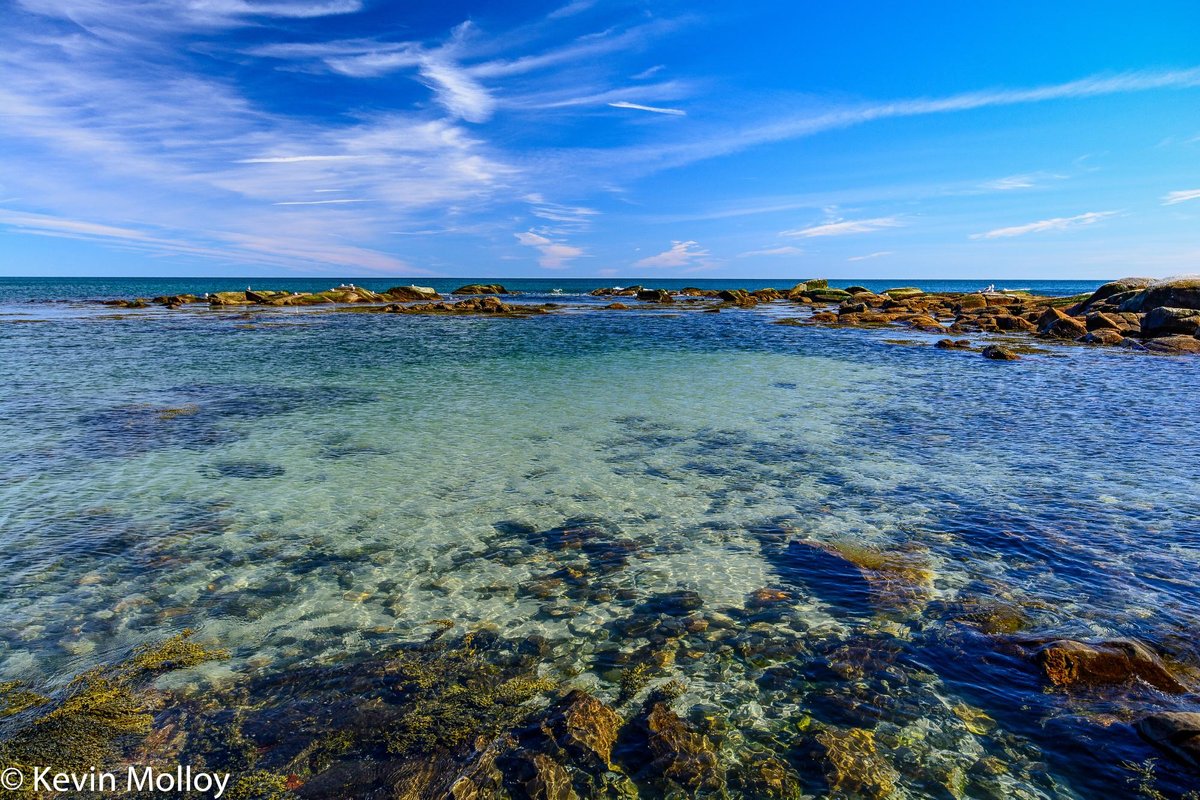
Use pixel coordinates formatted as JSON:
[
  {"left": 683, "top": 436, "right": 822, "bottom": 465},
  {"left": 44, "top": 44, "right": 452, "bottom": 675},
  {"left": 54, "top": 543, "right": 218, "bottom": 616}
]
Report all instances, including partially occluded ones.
[{"left": 1, "top": 279, "right": 1198, "bottom": 797}]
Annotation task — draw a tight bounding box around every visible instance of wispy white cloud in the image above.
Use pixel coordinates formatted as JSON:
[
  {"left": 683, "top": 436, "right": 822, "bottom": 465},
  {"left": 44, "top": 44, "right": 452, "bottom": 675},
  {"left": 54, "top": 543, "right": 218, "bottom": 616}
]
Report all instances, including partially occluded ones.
[
  {"left": 738, "top": 245, "right": 802, "bottom": 257},
  {"left": 237, "top": 155, "right": 370, "bottom": 164},
  {"left": 547, "top": 0, "right": 597, "bottom": 19},
  {"left": 603, "top": 68, "right": 1200, "bottom": 175},
  {"left": 632, "top": 65, "right": 665, "bottom": 80},
  {"left": 635, "top": 240, "right": 708, "bottom": 268},
  {"left": 417, "top": 57, "right": 497, "bottom": 122},
  {"left": 848, "top": 251, "right": 893, "bottom": 261},
  {"left": 515, "top": 230, "right": 584, "bottom": 268},
  {"left": 273, "top": 198, "right": 369, "bottom": 205},
  {"left": 1162, "top": 189, "right": 1200, "bottom": 205},
  {"left": 782, "top": 217, "right": 901, "bottom": 238},
  {"left": 608, "top": 101, "right": 685, "bottom": 116},
  {"left": 979, "top": 173, "right": 1065, "bottom": 191},
  {"left": 970, "top": 211, "right": 1117, "bottom": 239},
  {"left": 523, "top": 195, "right": 600, "bottom": 228}
]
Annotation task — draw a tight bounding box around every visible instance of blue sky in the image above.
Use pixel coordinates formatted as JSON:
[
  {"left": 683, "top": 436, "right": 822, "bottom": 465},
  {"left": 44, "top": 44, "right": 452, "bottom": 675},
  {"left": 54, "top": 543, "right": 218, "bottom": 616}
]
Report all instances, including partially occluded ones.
[{"left": 1, "top": 1, "right": 1198, "bottom": 279}]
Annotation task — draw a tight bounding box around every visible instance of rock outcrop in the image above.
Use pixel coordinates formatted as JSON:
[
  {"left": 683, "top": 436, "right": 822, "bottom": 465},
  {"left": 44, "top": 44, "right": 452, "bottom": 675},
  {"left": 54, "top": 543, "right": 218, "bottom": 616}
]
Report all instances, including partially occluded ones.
[{"left": 452, "top": 284, "right": 511, "bottom": 295}]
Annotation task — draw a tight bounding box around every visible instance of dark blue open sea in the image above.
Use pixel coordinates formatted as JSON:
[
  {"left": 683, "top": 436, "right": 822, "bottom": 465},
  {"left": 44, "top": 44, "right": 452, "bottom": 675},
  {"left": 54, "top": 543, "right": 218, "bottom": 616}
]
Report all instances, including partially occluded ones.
[{"left": 1, "top": 276, "right": 1197, "bottom": 798}]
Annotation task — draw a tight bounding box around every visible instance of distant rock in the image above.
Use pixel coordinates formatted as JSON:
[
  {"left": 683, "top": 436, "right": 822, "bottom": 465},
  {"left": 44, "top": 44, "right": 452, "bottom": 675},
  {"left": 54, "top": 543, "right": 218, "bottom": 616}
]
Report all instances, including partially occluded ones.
[
  {"left": 604, "top": 302, "right": 629, "bottom": 310},
  {"left": 208, "top": 291, "right": 253, "bottom": 306},
  {"left": 636, "top": 289, "right": 674, "bottom": 304},
  {"left": 590, "top": 285, "right": 642, "bottom": 297},
  {"left": 384, "top": 285, "right": 441, "bottom": 301},
  {"left": 882, "top": 287, "right": 924, "bottom": 301},
  {"left": 719, "top": 289, "right": 757, "bottom": 306},
  {"left": 451, "top": 283, "right": 511, "bottom": 295}
]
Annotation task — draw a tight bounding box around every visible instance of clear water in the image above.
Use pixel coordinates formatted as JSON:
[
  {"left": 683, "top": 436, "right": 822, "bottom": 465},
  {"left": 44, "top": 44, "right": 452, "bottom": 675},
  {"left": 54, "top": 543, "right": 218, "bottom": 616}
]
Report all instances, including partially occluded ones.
[{"left": 1, "top": 278, "right": 1197, "bottom": 798}]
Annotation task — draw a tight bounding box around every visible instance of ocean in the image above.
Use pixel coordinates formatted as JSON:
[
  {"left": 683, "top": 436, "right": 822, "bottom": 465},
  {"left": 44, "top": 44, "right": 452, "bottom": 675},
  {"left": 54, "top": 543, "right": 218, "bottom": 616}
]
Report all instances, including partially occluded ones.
[{"left": 1, "top": 276, "right": 1196, "bottom": 798}]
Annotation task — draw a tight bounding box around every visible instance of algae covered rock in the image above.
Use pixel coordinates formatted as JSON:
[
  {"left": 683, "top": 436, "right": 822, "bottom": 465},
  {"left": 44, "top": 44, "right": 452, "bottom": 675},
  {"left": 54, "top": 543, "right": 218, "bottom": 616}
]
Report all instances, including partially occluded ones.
[
  {"left": 882, "top": 287, "right": 924, "bottom": 301},
  {"left": 0, "top": 631, "right": 225, "bottom": 780},
  {"left": 621, "top": 691, "right": 724, "bottom": 795},
  {"left": 814, "top": 726, "right": 899, "bottom": 799},
  {"left": 452, "top": 284, "right": 511, "bottom": 295}
]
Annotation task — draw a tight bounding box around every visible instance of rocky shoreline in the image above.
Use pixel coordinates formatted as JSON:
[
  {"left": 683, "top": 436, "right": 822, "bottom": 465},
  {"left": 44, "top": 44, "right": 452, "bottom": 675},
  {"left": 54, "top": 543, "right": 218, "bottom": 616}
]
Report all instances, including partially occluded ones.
[{"left": 94, "top": 277, "right": 1200, "bottom": 355}]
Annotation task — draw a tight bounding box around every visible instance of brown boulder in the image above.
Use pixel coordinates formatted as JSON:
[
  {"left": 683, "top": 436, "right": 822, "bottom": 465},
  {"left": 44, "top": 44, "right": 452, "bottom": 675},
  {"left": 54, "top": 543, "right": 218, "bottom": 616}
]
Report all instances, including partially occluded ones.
[
  {"left": 1082, "top": 329, "right": 1124, "bottom": 346},
  {"left": 1144, "top": 335, "right": 1200, "bottom": 355},
  {"left": 994, "top": 315, "right": 1037, "bottom": 332},
  {"left": 604, "top": 302, "right": 629, "bottom": 310},
  {"left": 935, "top": 338, "right": 971, "bottom": 349},
  {"left": 452, "top": 284, "right": 510, "bottom": 295},
  {"left": 954, "top": 293, "right": 988, "bottom": 311},
  {"left": 1037, "top": 307, "right": 1088, "bottom": 338},
  {"left": 1035, "top": 639, "right": 1186, "bottom": 692}
]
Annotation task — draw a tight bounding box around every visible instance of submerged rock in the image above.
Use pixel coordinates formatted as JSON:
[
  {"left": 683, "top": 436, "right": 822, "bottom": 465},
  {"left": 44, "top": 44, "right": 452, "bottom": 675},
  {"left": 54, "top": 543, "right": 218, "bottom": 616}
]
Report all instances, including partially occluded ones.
[
  {"left": 1137, "top": 712, "right": 1200, "bottom": 769},
  {"left": 621, "top": 691, "right": 724, "bottom": 794},
  {"left": 814, "top": 726, "right": 899, "bottom": 799},
  {"left": 935, "top": 338, "right": 971, "bottom": 349},
  {"left": 1034, "top": 638, "right": 1187, "bottom": 693},
  {"left": 981, "top": 345, "right": 1020, "bottom": 360}
]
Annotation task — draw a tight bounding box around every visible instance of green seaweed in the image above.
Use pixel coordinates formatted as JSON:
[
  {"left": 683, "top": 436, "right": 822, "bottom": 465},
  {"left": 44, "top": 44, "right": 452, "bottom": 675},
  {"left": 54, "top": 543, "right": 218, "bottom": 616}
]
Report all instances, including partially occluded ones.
[
  {"left": 0, "top": 630, "right": 225, "bottom": 795},
  {"left": 384, "top": 643, "right": 555, "bottom": 756},
  {"left": 226, "top": 770, "right": 292, "bottom": 800}
]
